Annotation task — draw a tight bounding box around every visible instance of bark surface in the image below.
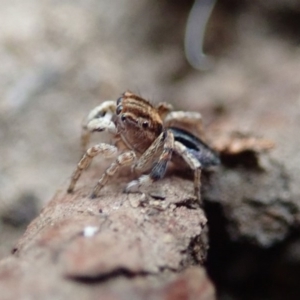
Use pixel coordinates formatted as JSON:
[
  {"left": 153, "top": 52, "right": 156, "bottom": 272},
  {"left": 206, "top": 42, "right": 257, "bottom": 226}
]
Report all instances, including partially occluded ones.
[{"left": 0, "top": 171, "right": 215, "bottom": 300}]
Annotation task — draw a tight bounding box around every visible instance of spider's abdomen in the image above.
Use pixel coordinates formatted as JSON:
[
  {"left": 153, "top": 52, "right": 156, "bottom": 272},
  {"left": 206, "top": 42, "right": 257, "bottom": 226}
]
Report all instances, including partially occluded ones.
[{"left": 170, "top": 127, "right": 220, "bottom": 168}]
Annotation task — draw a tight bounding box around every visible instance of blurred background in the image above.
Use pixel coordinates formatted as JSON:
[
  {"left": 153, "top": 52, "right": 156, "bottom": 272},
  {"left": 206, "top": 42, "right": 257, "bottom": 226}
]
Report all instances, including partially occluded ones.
[{"left": 1, "top": 0, "right": 300, "bottom": 298}]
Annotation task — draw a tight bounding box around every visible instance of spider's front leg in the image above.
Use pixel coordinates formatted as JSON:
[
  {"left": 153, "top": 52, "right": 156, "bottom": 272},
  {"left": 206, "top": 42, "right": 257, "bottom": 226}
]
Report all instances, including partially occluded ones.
[
  {"left": 90, "top": 150, "right": 136, "bottom": 199},
  {"left": 125, "top": 130, "right": 174, "bottom": 193},
  {"left": 174, "top": 141, "right": 202, "bottom": 203},
  {"left": 81, "top": 101, "right": 117, "bottom": 152},
  {"left": 67, "top": 143, "right": 118, "bottom": 194}
]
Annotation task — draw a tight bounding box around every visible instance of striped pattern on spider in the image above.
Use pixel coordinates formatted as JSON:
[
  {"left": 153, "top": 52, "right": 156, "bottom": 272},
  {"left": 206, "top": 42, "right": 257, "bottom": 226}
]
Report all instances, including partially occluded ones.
[{"left": 67, "top": 91, "right": 219, "bottom": 203}]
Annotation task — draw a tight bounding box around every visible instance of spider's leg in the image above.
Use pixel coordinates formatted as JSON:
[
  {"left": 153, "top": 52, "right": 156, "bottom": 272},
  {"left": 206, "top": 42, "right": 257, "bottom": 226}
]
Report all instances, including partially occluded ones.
[
  {"left": 174, "top": 141, "right": 202, "bottom": 203},
  {"left": 91, "top": 151, "right": 136, "bottom": 198},
  {"left": 131, "top": 131, "right": 165, "bottom": 174},
  {"left": 81, "top": 101, "right": 116, "bottom": 152},
  {"left": 164, "top": 111, "right": 203, "bottom": 138},
  {"left": 156, "top": 102, "right": 173, "bottom": 119},
  {"left": 126, "top": 130, "right": 174, "bottom": 193},
  {"left": 67, "top": 143, "right": 118, "bottom": 193}
]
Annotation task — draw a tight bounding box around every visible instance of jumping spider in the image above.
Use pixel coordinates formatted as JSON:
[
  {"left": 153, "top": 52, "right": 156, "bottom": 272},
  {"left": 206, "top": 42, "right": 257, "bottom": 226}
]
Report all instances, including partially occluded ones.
[{"left": 67, "top": 91, "right": 219, "bottom": 203}]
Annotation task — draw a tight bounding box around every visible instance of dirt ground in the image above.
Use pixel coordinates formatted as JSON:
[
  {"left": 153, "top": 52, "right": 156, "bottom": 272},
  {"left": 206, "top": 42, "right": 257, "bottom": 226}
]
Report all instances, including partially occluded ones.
[{"left": 1, "top": 0, "right": 300, "bottom": 299}]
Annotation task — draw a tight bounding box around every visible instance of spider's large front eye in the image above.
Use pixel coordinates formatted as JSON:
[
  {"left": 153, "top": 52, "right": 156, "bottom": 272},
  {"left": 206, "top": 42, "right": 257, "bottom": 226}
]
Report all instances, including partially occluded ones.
[
  {"left": 142, "top": 121, "right": 149, "bottom": 128},
  {"left": 121, "top": 114, "right": 126, "bottom": 122},
  {"left": 116, "top": 105, "right": 123, "bottom": 115}
]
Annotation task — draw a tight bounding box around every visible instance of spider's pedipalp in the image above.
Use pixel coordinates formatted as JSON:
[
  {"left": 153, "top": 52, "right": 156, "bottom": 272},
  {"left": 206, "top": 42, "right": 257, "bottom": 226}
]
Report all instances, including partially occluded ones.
[
  {"left": 81, "top": 101, "right": 116, "bottom": 152},
  {"left": 91, "top": 150, "right": 136, "bottom": 198},
  {"left": 86, "top": 117, "right": 117, "bottom": 134},
  {"left": 125, "top": 130, "right": 174, "bottom": 193},
  {"left": 67, "top": 143, "right": 118, "bottom": 193},
  {"left": 86, "top": 101, "right": 116, "bottom": 123},
  {"left": 174, "top": 140, "right": 202, "bottom": 203}
]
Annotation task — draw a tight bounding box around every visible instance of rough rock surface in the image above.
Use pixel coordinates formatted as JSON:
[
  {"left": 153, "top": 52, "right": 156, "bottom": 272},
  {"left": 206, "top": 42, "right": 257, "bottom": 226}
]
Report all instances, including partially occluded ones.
[{"left": 0, "top": 172, "right": 215, "bottom": 300}]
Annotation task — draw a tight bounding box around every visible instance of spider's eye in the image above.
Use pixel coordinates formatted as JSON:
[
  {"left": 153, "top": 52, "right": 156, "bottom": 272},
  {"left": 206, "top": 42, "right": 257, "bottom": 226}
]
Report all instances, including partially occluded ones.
[
  {"left": 116, "top": 105, "right": 123, "bottom": 115},
  {"left": 142, "top": 121, "right": 149, "bottom": 128},
  {"left": 116, "top": 97, "right": 122, "bottom": 105},
  {"left": 121, "top": 114, "right": 126, "bottom": 122}
]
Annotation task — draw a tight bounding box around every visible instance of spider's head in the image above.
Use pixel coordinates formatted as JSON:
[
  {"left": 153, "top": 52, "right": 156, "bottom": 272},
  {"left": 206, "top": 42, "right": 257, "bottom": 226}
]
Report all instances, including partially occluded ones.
[{"left": 115, "top": 91, "right": 163, "bottom": 153}]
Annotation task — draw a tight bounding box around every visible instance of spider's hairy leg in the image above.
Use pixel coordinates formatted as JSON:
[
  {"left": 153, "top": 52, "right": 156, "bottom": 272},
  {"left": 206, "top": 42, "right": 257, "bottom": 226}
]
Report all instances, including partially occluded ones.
[
  {"left": 125, "top": 130, "right": 174, "bottom": 193},
  {"left": 131, "top": 130, "right": 166, "bottom": 174},
  {"left": 164, "top": 111, "right": 203, "bottom": 138},
  {"left": 81, "top": 101, "right": 116, "bottom": 152},
  {"left": 91, "top": 151, "right": 136, "bottom": 199},
  {"left": 174, "top": 140, "right": 202, "bottom": 203},
  {"left": 67, "top": 143, "right": 118, "bottom": 193},
  {"left": 156, "top": 102, "right": 173, "bottom": 119}
]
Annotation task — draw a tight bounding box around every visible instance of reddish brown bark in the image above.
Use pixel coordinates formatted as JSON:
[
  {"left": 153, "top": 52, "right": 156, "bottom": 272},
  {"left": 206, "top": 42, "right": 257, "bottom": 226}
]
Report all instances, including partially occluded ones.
[{"left": 0, "top": 172, "right": 215, "bottom": 300}]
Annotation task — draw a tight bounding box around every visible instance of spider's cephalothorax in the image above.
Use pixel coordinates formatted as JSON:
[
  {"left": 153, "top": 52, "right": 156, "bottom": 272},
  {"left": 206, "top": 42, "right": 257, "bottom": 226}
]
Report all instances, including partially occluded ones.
[
  {"left": 67, "top": 91, "right": 219, "bottom": 202},
  {"left": 115, "top": 93, "right": 164, "bottom": 154}
]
